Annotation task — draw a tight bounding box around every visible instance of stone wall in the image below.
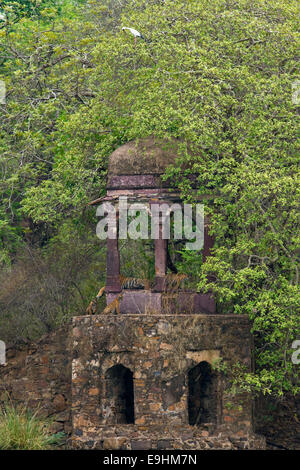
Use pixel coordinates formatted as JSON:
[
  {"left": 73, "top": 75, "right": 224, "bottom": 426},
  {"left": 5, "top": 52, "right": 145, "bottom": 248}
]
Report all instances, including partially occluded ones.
[
  {"left": 0, "top": 316, "right": 297, "bottom": 449},
  {"left": 0, "top": 325, "right": 72, "bottom": 436},
  {"left": 71, "top": 313, "right": 265, "bottom": 449}
]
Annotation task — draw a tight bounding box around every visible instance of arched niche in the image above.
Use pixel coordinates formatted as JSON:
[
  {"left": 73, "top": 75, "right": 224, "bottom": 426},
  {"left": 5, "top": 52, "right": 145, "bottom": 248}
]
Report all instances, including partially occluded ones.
[
  {"left": 187, "top": 361, "right": 218, "bottom": 426},
  {"left": 105, "top": 364, "right": 135, "bottom": 424}
]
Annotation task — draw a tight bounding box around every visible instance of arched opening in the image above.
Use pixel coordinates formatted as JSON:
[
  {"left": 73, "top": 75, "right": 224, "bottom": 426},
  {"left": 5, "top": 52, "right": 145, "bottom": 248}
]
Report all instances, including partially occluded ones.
[
  {"left": 188, "top": 361, "right": 217, "bottom": 426},
  {"left": 105, "top": 364, "right": 134, "bottom": 424}
]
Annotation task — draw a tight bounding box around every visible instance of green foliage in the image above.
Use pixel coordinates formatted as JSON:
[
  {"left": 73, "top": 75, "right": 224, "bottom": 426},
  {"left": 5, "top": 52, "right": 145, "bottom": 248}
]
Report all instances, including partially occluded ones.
[
  {"left": 0, "top": 0, "right": 61, "bottom": 29},
  {"left": 0, "top": 0, "right": 299, "bottom": 397},
  {"left": 0, "top": 399, "right": 65, "bottom": 449},
  {"left": 120, "top": 238, "right": 155, "bottom": 280}
]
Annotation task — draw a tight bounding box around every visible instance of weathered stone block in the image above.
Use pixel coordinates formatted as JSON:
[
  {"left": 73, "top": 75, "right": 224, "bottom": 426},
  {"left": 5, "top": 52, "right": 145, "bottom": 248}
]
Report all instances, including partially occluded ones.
[
  {"left": 71, "top": 314, "right": 265, "bottom": 449},
  {"left": 131, "top": 440, "right": 152, "bottom": 450}
]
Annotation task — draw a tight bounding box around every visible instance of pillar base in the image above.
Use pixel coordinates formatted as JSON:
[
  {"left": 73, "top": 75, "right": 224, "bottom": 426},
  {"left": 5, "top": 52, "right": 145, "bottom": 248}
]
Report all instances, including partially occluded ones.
[{"left": 106, "top": 290, "right": 216, "bottom": 314}]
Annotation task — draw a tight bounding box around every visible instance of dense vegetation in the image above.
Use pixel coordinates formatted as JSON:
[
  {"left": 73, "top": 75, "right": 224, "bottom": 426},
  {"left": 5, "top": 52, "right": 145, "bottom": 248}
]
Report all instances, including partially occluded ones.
[{"left": 0, "top": 0, "right": 299, "bottom": 398}]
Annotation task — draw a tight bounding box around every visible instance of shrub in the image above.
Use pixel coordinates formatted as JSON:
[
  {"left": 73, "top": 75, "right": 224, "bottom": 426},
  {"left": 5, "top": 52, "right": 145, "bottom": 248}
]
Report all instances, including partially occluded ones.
[{"left": 0, "top": 402, "right": 65, "bottom": 450}]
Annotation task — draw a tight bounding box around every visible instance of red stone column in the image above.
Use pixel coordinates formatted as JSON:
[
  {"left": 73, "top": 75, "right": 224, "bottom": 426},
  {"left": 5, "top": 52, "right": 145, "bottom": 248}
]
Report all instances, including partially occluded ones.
[
  {"left": 105, "top": 212, "right": 121, "bottom": 293},
  {"left": 153, "top": 222, "right": 167, "bottom": 292},
  {"left": 200, "top": 215, "right": 216, "bottom": 312}
]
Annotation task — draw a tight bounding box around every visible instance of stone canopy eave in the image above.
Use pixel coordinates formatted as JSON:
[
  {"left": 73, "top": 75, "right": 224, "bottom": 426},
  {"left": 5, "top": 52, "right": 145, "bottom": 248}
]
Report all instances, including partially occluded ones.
[
  {"left": 88, "top": 190, "right": 215, "bottom": 206},
  {"left": 88, "top": 190, "right": 182, "bottom": 206}
]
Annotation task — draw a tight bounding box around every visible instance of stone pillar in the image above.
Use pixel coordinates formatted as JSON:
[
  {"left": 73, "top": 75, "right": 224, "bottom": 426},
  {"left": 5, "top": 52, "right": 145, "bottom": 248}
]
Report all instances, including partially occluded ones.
[
  {"left": 200, "top": 215, "right": 216, "bottom": 312},
  {"left": 105, "top": 211, "right": 121, "bottom": 293},
  {"left": 153, "top": 236, "right": 167, "bottom": 292},
  {"left": 152, "top": 203, "right": 167, "bottom": 292}
]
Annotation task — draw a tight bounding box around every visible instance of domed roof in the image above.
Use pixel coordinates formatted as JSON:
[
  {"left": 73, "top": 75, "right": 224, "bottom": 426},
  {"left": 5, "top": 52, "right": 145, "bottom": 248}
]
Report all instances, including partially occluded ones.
[{"left": 108, "top": 137, "right": 181, "bottom": 177}]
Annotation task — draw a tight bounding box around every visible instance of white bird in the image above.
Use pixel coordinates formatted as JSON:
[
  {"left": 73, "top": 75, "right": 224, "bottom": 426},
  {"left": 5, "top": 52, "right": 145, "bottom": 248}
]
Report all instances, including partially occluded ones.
[{"left": 122, "top": 27, "right": 145, "bottom": 46}]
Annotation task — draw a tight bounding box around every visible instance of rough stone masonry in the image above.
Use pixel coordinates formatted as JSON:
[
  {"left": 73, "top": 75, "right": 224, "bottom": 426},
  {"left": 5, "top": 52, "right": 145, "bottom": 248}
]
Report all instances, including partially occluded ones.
[
  {"left": 71, "top": 313, "right": 265, "bottom": 450},
  {"left": 0, "top": 138, "right": 270, "bottom": 450}
]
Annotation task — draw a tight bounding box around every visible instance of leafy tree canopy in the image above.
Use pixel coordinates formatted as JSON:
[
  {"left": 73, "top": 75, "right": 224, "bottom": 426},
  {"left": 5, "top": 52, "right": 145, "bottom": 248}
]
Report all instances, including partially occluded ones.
[{"left": 0, "top": 0, "right": 299, "bottom": 397}]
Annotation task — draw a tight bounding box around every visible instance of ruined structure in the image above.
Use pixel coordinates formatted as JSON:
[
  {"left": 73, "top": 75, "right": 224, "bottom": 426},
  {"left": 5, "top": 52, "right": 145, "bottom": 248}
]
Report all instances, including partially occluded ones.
[
  {"left": 2, "top": 138, "right": 300, "bottom": 449},
  {"left": 90, "top": 137, "right": 216, "bottom": 315},
  {"left": 71, "top": 138, "right": 265, "bottom": 449}
]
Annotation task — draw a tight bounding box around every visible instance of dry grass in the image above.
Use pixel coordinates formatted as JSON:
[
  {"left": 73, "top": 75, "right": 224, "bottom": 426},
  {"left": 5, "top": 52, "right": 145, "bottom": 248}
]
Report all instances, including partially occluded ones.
[{"left": 0, "top": 401, "right": 65, "bottom": 450}]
